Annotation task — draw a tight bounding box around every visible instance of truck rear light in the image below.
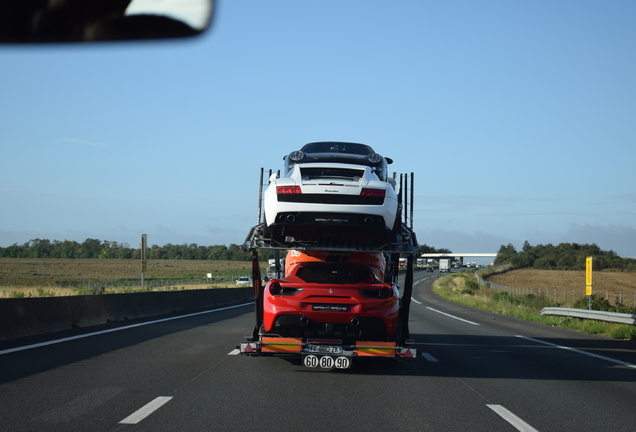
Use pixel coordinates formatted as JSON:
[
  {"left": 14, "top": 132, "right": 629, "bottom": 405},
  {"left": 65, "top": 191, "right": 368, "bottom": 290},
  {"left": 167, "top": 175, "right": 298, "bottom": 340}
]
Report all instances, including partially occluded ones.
[
  {"left": 360, "top": 188, "right": 385, "bottom": 197},
  {"left": 277, "top": 186, "right": 302, "bottom": 194}
]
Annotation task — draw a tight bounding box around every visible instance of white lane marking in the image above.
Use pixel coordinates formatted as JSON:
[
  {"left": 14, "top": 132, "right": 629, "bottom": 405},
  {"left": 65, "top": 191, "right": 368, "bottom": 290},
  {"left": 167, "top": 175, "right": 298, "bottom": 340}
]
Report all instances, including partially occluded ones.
[
  {"left": 487, "top": 404, "right": 539, "bottom": 432},
  {"left": 517, "top": 335, "right": 636, "bottom": 370},
  {"left": 412, "top": 298, "right": 422, "bottom": 305},
  {"left": 119, "top": 396, "right": 173, "bottom": 424},
  {"left": 426, "top": 307, "right": 480, "bottom": 326},
  {"left": 415, "top": 276, "right": 435, "bottom": 283},
  {"left": 421, "top": 352, "right": 438, "bottom": 362},
  {"left": 0, "top": 302, "right": 253, "bottom": 356},
  {"left": 228, "top": 349, "right": 240, "bottom": 355}
]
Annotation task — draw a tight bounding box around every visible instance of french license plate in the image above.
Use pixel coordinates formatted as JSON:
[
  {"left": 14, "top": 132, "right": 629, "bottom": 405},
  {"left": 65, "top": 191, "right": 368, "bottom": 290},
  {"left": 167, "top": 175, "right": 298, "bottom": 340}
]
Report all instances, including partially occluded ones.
[
  {"left": 312, "top": 304, "right": 349, "bottom": 312},
  {"left": 303, "top": 354, "right": 351, "bottom": 369},
  {"left": 305, "top": 345, "right": 343, "bottom": 354}
]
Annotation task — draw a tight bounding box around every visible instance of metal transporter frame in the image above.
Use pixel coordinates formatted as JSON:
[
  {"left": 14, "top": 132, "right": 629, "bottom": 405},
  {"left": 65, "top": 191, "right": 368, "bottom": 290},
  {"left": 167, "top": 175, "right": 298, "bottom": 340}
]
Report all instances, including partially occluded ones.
[{"left": 239, "top": 168, "right": 419, "bottom": 366}]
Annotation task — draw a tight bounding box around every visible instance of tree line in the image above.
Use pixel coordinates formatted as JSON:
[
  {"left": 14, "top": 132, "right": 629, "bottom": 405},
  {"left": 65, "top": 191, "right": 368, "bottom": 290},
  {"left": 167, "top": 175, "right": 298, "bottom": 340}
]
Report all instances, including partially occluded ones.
[
  {"left": 418, "top": 244, "right": 452, "bottom": 255},
  {"left": 1, "top": 239, "right": 453, "bottom": 262},
  {"left": 494, "top": 241, "right": 636, "bottom": 271},
  {"left": 0, "top": 238, "right": 281, "bottom": 261}
]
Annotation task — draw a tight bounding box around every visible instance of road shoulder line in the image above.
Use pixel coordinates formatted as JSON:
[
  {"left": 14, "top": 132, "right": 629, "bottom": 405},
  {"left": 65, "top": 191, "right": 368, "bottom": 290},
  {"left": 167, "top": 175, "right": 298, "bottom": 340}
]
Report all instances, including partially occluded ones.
[
  {"left": 426, "top": 307, "right": 480, "bottom": 326},
  {"left": 0, "top": 303, "right": 253, "bottom": 356},
  {"left": 516, "top": 335, "right": 636, "bottom": 369}
]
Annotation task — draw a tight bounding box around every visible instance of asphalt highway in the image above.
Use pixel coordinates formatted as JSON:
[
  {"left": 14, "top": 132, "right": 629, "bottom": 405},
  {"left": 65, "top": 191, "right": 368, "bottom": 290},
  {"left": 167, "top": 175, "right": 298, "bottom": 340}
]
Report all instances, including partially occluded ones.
[{"left": 1, "top": 269, "right": 635, "bottom": 431}]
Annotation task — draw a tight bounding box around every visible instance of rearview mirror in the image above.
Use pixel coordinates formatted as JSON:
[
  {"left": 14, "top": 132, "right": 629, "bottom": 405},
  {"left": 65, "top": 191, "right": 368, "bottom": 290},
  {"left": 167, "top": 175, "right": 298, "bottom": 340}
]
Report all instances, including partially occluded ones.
[{"left": 0, "top": 0, "right": 214, "bottom": 43}]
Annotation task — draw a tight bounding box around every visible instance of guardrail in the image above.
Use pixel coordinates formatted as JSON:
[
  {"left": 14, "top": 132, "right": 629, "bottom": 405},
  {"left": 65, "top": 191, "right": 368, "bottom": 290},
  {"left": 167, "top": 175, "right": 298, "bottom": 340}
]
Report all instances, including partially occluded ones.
[{"left": 539, "top": 307, "right": 636, "bottom": 325}]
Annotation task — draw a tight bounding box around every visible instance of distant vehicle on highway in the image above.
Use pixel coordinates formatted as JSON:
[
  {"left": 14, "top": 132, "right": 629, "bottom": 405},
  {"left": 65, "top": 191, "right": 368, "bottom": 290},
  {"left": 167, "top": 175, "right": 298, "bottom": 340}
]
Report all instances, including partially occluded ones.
[
  {"left": 236, "top": 277, "right": 252, "bottom": 284},
  {"left": 439, "top": 259, "right": 451, "bottom": 273}
]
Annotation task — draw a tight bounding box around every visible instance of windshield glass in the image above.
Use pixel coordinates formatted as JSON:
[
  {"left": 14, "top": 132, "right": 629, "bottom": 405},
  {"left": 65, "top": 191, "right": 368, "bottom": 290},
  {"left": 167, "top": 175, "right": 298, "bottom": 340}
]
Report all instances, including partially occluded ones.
[
  {"left": 300, "top": 167, "right": 365, "bottom": 181},
  {"left": 300, "top": 142, "right": 374, "bottom": 156},
  {"left": 295, "top": 264, "right": 373, "bottom": 284}
]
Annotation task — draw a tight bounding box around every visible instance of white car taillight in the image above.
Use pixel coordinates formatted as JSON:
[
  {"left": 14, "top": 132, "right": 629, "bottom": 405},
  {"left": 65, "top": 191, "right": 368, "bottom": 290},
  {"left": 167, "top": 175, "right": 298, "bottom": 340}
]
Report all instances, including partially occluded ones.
[
  {"left": 277, "top": 186, "right": 302, "bottom": 194},
  {"left": 360, "top": 188, "right": 385, "bottom": 197}
]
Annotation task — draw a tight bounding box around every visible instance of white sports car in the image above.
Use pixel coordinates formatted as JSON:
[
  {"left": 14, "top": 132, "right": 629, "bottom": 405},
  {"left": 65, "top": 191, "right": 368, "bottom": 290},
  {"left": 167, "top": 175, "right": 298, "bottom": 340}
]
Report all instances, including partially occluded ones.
[
  {"left": 263, "top": 162, "right": 399, "bottom": 247},
  {"left": 284, "top": 141, "right": 392, "bottom": 182}
]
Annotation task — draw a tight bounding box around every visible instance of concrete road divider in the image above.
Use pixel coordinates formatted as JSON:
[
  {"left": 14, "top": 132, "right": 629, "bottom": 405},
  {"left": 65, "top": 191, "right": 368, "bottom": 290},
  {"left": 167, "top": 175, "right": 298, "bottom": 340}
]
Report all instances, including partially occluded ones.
[{"left": 0, "top": 288, "right": 253, "bottom": 341}]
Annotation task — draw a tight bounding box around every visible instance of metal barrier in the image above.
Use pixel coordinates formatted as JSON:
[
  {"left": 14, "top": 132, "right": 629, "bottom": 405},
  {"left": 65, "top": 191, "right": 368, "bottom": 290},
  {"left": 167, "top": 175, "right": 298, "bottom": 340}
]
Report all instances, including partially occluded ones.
[{"left": 539, "top": 307, "right": 636, "bottom": 325}]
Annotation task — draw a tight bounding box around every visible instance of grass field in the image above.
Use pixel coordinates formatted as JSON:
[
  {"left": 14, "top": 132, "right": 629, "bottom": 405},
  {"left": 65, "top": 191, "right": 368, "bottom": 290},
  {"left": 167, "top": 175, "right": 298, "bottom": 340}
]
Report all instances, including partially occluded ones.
[
  {"left": 434, "top": 270, "right": 636, "bottom": 340},
  {"left": 485, "top": 268, "right": 636, "bottom": 307},
  {"left": 0, "top": 258, "right": 261, "bottom": 297}
]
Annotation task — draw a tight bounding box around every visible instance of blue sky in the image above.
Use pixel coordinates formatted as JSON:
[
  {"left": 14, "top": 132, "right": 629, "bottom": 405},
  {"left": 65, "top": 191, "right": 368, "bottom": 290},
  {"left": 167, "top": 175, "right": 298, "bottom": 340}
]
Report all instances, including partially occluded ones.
[{"left": 1, "top": 0, "right": 635, "bottom": 261}]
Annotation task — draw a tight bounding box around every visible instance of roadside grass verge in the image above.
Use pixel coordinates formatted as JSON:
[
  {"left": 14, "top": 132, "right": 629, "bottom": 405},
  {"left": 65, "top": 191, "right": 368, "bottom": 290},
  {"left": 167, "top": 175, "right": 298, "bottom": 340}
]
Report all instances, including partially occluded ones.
[{"left": 432, "top": 271, "right": 636, "bottom": 341}]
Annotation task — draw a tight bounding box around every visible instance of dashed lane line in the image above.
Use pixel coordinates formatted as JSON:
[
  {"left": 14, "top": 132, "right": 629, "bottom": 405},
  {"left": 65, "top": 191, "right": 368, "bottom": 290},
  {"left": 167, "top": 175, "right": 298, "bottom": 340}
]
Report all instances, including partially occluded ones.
[
  {"left": 421, "top": 352, "right": 439, "bottom": 362},
  {"left": 487, "top": 404, "right": 539, "bottom": 432},
  {"left": 119, "top": 397, "right": 173, "bottom": 425}
]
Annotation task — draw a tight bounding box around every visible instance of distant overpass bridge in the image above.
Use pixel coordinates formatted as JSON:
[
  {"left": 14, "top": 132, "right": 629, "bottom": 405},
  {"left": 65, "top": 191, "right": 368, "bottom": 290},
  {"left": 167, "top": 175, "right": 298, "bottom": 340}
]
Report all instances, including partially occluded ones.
[{"left": 419, "top": 253, "right": 497, "bottom": 267}]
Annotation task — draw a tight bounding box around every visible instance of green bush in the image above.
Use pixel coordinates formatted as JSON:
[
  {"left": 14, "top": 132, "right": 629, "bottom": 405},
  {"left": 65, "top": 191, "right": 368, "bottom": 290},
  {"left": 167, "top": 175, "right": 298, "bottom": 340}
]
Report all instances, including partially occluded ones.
[
  {"left": 465, "top": 280, "right": 479, "bottom": 291},
  {"left": 608, "top": 325, "right": 636, "bottom": 340},
  {"left": 573, "top": 294, "right": 636, "bottom": 314}
]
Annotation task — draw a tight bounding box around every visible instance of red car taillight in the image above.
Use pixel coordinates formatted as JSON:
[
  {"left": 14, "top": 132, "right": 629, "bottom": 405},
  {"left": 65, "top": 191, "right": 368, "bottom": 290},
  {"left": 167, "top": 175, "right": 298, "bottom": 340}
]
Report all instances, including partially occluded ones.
[
  {"left": 379, "top": 286, "right": 393, "bottom": 299},
  {"left": 276, "top": 186, "right": 302, "bottom": 194},
  {"left": 360, "top": 188, "right": 386, "bottom": 197},
  {"left": 269, "top": 282, "right": 283, "bottom": 295}
]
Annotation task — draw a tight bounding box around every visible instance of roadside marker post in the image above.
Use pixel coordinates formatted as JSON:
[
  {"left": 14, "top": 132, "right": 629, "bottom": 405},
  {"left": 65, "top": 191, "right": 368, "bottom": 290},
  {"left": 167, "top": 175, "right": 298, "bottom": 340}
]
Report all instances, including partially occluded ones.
[
  {"left": 141, "top": 234, "right": 147, "bottom": 291},
  {"left": 586, "top": 256, "right": 592, "bottom": 310}
]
